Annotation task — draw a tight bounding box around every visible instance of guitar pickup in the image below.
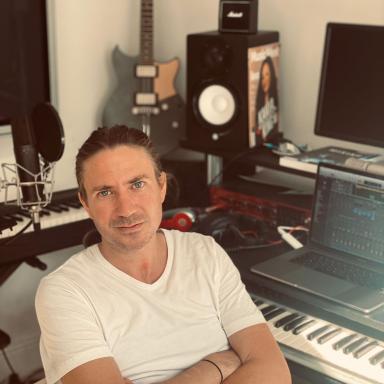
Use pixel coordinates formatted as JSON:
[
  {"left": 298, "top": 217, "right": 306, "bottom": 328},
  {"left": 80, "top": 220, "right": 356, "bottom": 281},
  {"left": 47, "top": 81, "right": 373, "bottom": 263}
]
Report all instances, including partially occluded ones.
[
  {"left": 135, "top": 92, "right": 158, "bottom": 106},
  {"left": 135, "top": 65, "right": 158, "bottom": 78}
]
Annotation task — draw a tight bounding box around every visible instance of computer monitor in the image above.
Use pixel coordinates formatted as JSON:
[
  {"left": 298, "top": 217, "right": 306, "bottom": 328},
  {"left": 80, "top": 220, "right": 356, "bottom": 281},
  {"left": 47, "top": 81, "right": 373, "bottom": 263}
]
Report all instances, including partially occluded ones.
[
  {"left": 315, "top": 22, "right": 384, "bottom": 148},
  {"left": 0, "top": 0, "right": 50, "bottom": 129}
]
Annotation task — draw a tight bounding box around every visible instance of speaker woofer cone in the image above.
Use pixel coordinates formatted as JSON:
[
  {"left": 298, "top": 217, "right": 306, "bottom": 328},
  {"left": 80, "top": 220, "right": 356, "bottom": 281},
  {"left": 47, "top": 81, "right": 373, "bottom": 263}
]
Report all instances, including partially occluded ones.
[{"left": 194, "top": 84, "right": 237, "bottom": 128}]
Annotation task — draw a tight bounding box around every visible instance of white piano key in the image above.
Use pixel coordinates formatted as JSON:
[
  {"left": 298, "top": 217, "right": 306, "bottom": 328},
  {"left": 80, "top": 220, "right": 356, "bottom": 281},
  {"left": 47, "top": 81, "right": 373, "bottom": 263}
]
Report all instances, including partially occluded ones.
[{"left": 0, "top": 206, "right": 88, "bottom": 239}]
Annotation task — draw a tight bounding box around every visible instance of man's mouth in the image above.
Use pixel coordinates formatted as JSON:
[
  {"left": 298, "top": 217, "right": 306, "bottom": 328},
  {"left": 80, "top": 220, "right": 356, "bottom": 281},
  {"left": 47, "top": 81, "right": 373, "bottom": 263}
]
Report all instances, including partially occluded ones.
[
  {"left": 121, "top": 222, "right": 142, "bottom": 228},
  {"left": 113, "top": 221, "right": 144, "bottom": 231}
]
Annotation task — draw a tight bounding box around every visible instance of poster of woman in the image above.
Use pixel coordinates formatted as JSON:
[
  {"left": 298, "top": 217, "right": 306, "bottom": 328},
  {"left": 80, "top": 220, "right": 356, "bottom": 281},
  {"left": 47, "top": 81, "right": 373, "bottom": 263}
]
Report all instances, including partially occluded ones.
[{"left": 248, "top": 42, "right": 280, "bottom": 147}]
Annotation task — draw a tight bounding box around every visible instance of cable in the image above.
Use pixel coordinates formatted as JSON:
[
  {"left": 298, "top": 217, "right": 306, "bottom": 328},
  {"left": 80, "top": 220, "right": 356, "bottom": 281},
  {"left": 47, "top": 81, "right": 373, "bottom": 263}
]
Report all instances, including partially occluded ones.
[
  {"left": 277, "top": 226, "right": 308, "bottom": 249},
  {"left": 225, "top": 240, "right": 284, "bottom": 253},
  {"left": 1, "top": 349, "right": 16, "bottom": 375},
  {"left": 0, "top": 219, "right": 33, "bottom": 246},
  {"left": 207, "top": 147, "right": 259, "bottom": 188}
]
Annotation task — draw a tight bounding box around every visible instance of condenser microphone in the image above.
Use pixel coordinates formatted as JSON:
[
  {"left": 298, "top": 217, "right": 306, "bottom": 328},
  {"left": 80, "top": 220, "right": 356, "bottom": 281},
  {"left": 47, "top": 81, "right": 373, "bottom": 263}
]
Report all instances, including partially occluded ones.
[
  {"left": 11, "top": 115, "right": 43, "bottom": 229},
  {"left": 2, "top": 103, "right": 64, "bottom": 232}
]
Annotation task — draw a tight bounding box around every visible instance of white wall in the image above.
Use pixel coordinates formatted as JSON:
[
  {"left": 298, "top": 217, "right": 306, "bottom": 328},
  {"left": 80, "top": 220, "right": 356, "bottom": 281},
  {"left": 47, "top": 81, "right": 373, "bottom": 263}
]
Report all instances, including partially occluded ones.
[
  {"left": 1, "top": 0, "right": 384, "bottom": 380},
  {"left": 260, "top": 0, "right": 384, "bottom": 152}
]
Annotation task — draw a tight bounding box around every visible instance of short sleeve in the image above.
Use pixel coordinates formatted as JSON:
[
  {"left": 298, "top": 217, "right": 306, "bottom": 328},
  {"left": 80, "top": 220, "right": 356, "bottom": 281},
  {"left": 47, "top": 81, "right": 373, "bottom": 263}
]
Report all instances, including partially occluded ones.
[
  {"left": 214, "top": 242, "right": 265, "bottom": 337},
  {"left": 35, "top": 276, "right": 113, "bottom": 384}
]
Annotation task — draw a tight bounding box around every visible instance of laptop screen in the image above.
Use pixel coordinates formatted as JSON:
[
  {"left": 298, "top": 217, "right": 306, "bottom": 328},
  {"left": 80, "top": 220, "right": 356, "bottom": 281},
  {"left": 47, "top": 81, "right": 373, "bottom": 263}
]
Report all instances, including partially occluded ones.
[{"left": 310, "top": 165, "right": 384, "bottom": 264}]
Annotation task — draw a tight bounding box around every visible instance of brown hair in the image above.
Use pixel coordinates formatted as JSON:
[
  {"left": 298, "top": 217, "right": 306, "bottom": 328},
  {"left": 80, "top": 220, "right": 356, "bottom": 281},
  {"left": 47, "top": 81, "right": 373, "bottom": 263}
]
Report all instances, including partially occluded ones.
[{"left": 76, "top": 125, "right": 162, "bottom": 199}]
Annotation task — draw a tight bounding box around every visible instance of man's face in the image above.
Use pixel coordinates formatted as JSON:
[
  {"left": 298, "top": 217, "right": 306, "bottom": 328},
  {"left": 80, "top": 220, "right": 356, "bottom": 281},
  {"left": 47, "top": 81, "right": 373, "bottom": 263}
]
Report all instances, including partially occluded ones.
[
  {"left": 79, "top": 145, "right": 166, "bottom": 255},
  {"left": 261, "top": 62, "right": 271, "bottom": 95}
]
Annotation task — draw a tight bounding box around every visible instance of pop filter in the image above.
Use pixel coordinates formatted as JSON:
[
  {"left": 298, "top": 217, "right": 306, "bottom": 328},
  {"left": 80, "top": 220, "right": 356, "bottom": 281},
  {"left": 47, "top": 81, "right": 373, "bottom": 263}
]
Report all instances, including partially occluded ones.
[{"left": 31, "top": 102, "right": 65, "bottom": 162}]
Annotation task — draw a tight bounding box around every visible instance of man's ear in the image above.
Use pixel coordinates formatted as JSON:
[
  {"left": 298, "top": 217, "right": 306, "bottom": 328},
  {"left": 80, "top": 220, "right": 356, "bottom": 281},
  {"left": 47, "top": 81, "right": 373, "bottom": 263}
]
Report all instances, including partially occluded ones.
[
  {"left": 159, "top": 172, "right": 167, "bottom": 203},
  {"left": 78, "top": 192, "right": 91, "bottom": 216}
]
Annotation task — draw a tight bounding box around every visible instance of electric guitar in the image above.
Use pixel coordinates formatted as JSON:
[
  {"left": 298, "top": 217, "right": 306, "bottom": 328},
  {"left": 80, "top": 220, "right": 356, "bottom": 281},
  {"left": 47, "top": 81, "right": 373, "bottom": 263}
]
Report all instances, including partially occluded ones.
[{"left": 102, "top": 0, "right": 185, "bottom": 155}]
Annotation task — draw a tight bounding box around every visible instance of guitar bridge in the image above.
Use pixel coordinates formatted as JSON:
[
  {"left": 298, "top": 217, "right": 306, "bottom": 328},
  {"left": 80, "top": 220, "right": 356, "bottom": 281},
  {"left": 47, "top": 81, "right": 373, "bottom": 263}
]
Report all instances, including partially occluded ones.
[{"left": 132, "top": 106, "right": 160, "bottom": 115}]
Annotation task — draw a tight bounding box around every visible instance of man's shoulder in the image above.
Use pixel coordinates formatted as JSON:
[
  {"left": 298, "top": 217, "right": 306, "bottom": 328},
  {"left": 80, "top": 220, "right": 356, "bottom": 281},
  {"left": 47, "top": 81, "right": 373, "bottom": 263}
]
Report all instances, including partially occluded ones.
[
  {"left": 163, "top": 228, "right": 215, "bottom": 246},
  {"left": 40, "top": 245, "right": 98, "bottom": 287},
  {"left": 163, "top": 229, "right": 226, "bottom": 264}
]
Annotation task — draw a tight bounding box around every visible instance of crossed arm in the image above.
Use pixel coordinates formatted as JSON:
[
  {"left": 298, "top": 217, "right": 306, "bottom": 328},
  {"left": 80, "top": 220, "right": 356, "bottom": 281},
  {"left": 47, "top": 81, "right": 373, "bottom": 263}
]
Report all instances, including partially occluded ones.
[{"left": 62, "top": 323, "right": 291, "bottom": 384}]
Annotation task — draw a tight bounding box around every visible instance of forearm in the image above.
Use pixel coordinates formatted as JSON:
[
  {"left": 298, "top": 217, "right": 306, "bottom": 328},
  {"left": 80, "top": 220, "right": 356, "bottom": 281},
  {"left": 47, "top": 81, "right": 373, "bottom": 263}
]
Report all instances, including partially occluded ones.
[
  {"left": 159, "top": 349, "right": 241, "bottom": 384},
  {"left": 223, "top": 355, "right": 291, "bottom": 384},
  {"left": 225, "top": 324, "right": 292, "bottom": 384}
]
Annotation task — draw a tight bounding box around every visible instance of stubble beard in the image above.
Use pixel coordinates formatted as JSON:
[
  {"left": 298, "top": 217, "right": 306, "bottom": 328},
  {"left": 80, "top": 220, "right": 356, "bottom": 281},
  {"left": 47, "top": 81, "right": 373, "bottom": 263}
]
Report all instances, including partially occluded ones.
[{"left": 98, "top": 213, "right": 159, "bottom": 255}]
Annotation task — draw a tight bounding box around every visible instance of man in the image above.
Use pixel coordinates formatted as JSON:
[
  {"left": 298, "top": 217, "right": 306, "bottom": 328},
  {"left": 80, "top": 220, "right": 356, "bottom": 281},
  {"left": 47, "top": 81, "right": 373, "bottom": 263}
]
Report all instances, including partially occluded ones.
[{"left": 35, "top": 126, "right": 291, "bottom": 384}]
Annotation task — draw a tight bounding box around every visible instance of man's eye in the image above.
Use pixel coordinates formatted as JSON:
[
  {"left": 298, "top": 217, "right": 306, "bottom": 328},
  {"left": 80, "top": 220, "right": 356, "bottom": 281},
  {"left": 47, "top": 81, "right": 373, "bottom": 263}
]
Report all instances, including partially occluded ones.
[
  {"left": 132, "top": 181, "right": 144, "bottom": 189},
  {"left": 98, "top": 190, "right": 112, "bottom": 198}
]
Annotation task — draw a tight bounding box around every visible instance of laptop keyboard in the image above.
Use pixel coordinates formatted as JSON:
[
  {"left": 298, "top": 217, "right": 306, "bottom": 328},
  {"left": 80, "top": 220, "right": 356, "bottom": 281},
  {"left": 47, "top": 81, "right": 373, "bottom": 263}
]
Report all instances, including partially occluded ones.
[{"left": 292, "top": 252, "right": 384, "bottom": 290}]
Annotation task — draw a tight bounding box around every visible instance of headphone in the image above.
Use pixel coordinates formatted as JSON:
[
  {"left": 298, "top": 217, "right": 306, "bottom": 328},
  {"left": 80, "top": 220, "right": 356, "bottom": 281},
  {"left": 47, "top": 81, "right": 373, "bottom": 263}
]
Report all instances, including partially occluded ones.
[
  {"left": 161, "top": 207, "right": 200, "bottom": 232},
  {"left": 192, "top": 211, "right": 271, "bottom": 248},
  {"left": 161, "top": 209, "right": 272, "bottom": 248}
]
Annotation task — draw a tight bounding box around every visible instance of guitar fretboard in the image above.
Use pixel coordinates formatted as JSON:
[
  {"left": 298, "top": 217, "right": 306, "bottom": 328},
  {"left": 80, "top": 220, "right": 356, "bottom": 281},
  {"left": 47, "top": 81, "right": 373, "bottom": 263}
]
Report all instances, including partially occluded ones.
[{"left": 140, "top": 0, "right": 153, "bottom": 64}]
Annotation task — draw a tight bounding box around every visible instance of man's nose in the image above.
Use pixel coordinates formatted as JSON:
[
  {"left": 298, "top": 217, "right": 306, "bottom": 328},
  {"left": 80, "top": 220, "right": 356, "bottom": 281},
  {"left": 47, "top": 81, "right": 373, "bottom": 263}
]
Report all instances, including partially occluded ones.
[{"left": 115, "top": 192, "right": 136, "bottom": 215}]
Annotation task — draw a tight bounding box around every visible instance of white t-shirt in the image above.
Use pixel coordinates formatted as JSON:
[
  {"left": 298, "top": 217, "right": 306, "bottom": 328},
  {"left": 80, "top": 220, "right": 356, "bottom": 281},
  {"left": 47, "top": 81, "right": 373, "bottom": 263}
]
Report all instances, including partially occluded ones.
[{"left": 35, "top": 229, "right": 265, "bottom": 384}]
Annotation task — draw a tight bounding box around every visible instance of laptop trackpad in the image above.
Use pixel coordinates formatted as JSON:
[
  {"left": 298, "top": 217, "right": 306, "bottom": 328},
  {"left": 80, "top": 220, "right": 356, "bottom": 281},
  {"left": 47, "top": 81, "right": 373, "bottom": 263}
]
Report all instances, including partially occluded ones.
[
  {"left": 284, "top": 269, "right": 384, "bottom": 312},
  {"left": 284, "top": 268, "right": 355, "bottom": 296}
]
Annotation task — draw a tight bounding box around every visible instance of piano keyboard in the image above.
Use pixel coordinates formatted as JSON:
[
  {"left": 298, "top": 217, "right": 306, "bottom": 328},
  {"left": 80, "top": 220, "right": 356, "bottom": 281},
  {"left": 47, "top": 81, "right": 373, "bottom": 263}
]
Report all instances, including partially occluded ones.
[
  {"left": 251, "top": 294, "right": 384, "bottom": 384},
  {"left": 0, "top": 189, "right": 96, "bottom": 270},
  {"left": 0, "top": 193, "right": 88, "bottom": 240}
]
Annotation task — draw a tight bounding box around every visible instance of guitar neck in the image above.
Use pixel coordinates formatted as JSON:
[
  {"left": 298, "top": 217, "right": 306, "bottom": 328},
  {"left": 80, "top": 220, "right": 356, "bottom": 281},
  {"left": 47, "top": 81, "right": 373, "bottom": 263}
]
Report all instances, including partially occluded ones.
[{"left": 140, "top": 0, "right": 154, "bottom": 64}]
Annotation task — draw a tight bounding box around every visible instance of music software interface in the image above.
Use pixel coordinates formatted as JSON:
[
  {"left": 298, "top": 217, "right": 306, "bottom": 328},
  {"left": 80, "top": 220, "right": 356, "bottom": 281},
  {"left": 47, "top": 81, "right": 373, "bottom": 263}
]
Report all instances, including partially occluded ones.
[{"left": 311, "top": 167, "right": 384, "bottom": 264}]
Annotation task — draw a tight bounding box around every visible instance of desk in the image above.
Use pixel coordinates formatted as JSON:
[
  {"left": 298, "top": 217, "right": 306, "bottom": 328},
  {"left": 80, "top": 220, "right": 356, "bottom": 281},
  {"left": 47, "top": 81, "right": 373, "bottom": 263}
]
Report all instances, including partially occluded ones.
[{"left": 181, "top": 140, "right": 315, "bottom": 179}]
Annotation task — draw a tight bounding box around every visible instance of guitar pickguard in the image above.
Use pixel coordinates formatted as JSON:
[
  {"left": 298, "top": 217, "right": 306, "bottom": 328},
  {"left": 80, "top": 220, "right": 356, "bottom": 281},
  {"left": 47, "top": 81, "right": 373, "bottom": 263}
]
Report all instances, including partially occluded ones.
[{"left": 102, "top": 46, "right": 185, "bottom": 156}]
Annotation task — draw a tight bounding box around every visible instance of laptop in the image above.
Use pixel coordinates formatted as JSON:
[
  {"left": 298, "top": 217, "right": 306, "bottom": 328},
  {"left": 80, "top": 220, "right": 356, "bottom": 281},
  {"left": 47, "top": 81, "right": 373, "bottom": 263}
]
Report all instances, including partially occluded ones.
[{"left": 251, "top": 163, "right": 384, "bottom": 313}]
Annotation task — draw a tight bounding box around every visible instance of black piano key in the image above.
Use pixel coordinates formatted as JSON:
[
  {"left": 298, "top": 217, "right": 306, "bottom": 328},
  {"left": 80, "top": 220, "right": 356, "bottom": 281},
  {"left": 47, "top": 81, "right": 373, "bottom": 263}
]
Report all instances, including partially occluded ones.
[
  {"left": 65, "top": 201, "right": 82, "bottom": 208},
  {"left": 252, "top": 299, "right": 263, "bottom": 306},
  {"left": 57, "top": 204, "right": 70, "bottom": 211},
  {"left": 46, "top": 205, "right": 63, "bottom": 213},
  {"left": 0, "top": 216, "right": 16, "bottom": 225},
  {"left": 353, "top": 341, "right": 378, "bottom": 359},
  {"left": 369, "top": 349, "right": 384, "bottom": 365},
  {"left": 274, "top": 313, "right": 301, "bottom": 328},
  {"left": 0, "top": 218, "right": 16, "bottom": 231},
  {"left": 343, "top": 337, "right": 368, "bottom": 354},
  {"left": 293, "top": 319, "right": 316, "bottom": 335},
  {"left": 264, "top": 308, "right": 285, "bottom": 321},
  {"left": 283, "top": 315, "right": 308, "bottom": 331},
  {"left": 333, "top": 333, "right": 358, "bottom": 350},
  {"left": 261, "top": 305, "right": 277, "bottom": 315},
  {"left": 18, "top": 211, "right": 32, "bottom": 218},
  {"left": 317, "top": 328, "right": 342, "bottom": 344},
  {"left": 5, "top": 214, "right": 23, "bottom": 222},
  {"left": 40, "top": 209, "right": 50, "bottom": 216},
  {"left": 307, "top": 325, "right": 331, "bottom": 341}
]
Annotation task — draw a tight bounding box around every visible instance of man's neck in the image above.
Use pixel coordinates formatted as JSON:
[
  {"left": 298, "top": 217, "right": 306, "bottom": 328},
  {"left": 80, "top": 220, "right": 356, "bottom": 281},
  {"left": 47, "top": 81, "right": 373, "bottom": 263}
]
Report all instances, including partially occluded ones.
[{"left": 98, "top": 231, "right": 167, "bottom": 284}]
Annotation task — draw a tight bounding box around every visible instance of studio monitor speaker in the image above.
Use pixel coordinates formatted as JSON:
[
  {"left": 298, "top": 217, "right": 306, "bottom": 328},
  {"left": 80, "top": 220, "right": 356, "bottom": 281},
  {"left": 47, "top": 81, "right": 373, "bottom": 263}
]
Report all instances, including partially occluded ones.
[
  {"left": 219, "top": 0, "right": 259, "bottom": 34},
  {"left": 186, "top": 31, "right": 280, "bottom": 153}
]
